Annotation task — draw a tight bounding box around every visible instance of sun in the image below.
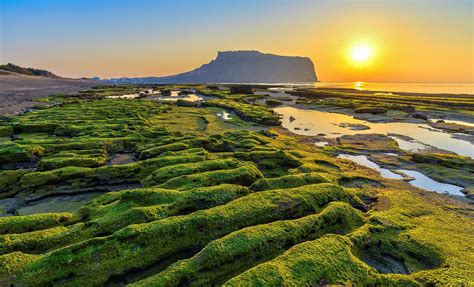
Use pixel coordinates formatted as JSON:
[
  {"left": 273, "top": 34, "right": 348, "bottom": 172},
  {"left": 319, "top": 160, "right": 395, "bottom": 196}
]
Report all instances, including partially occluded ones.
[{"left": 350, "top": 44, "right": 373, "bottom": 63}]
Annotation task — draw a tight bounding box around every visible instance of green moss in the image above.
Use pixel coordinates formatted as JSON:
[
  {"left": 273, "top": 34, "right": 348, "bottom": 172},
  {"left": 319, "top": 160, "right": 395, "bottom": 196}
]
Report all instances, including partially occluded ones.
[
  {"left": 0, "top": 213, "right": 76, "bottom": 235},
  {"left": 77, "top": 184, "right": 251, "bottom": 235},
  {"left": 13, "top": 154, "right": 207, "bottom": 200},
  {"left": 142, "top": 158, "right": 241, "bottom": 186},
  {"left": 250, "top": 172, "right": 336, "bottom": 191},
  {"left": 0, "top": 86, "right": 472, "bottom": 285},
  {"left": 14, "top": 183, "right": 360, "bottom": 286},
  {"left": 0, "top": 125, "right": 13, "bottom": 137},
  {"left": 0, "top": 226, "right": 68, "bottom": 255},
  {"left": 37, "top": 149, "right": 107, "bottom": 170},
  {"left": 411, "top": 153, "right": 474, "bottom": 171},
  {"left": 223, "top": 234, "right": 417, "bottom": 286},
  {"left": 158, "top": 163, "right": 263, "bottom": 190},
  {"left": 0, "top": 169, "right": 29, "bottom": 197},
  {"left": 132, "top": 202, "right": 364, "bottom": 286},
  {"left": 0, "top": 252, "right": 40, "bottom": 280},
  {"left": 0, "top": 143, "right": 45, "bottom": 163}
]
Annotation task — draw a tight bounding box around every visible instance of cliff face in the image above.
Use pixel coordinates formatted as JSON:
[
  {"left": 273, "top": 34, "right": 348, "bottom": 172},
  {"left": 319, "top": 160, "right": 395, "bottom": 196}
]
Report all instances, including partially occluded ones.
[{"left": 111, "top": 51, "right": 318, "bottom": 84}]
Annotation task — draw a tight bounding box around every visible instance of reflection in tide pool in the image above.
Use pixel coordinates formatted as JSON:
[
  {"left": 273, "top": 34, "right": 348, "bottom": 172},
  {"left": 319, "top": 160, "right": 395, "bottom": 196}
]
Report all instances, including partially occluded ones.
[
  {"left": 157, "top": 93, "right": 203, "bottom": 102},
  {"left": 338, "top": 154, "right": 465, "bottom": 196},
  {"left": 397, "top": 170, "right": 464, "bottom": 196},
  {"left": 314, "top": 141, "right": 328, "bottom": 147},
  {"left": 337, "top": 154, "right": 404, "bottom": 179},
  {"left": 388, "top": 136, "right": 427, "bottom": 152},
  {"left": 275, "top": 106, "right": 474, "bottom": 158},
  {"left": 217, "top": 111, "right": 232, "bottom": 120},
  {"left": 106, "top": 94, "right": 141, "bottom": 99}
]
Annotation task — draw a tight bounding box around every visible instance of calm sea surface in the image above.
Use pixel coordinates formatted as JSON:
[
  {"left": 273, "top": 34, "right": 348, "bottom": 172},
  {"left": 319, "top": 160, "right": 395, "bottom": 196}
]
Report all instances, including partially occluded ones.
[
  {"left": 248, "top": 82, "right": 473, "bottom": 95},
  {"left": 313, "top": 82, "right": 474, "bottom": 95}
]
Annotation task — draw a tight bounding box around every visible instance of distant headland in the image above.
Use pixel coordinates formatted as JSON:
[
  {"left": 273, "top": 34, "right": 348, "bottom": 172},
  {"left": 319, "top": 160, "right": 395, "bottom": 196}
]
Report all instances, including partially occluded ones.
[{"left": 109, "top": 50, "right": 318, "bottom": 84}]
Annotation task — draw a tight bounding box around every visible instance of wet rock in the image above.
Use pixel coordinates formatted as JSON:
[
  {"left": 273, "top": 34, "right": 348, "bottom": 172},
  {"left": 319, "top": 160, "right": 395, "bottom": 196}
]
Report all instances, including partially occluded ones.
[
  {"left": 294, "top": 127, "right": 301, "bottom": 130},
  {"left": 338, "top": 123, "right": 370, "bottom": 131},
  {"left": 178, "top": 90, "right": 193, "bottom": 96},
  {"left": 160, "top": 90, "right": 172, "bottom": 96},
  {"left": 430, "top": 122, "right": 474, "bottom": 135},
  {"left": 354, "top": 107, "right": 387, "bottom": 115},
  {"left": 462, "top": 188, "right": 474, "bottom": 199},
  {"left": 107, "top": 154, "right": 136, "bottom": 165},
  {"left": 265, "top": 99, "right": 283, "bottom": 107},
  {"left": 411, "top": 113, "right": 428, "bottom": 120},
  {"left": 337, "top": 134, "right": 399, "bottom": 151},
  {"left": 404, "top": 105, "right": 416, "bottom": 113},
  {"left": 0, "top": 197, "right": 25, "bottom": 216},
  {"left": 289, "top": 116, "right": 296, "bottom": 122},
  {"left": 230, "top": 85, "right": 253, "bottom": 95}
]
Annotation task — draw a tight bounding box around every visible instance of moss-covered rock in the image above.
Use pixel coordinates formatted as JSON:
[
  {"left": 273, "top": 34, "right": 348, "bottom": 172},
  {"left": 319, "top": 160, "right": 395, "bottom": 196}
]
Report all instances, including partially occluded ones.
[
  {"left": 250, "top": 172, "right": 336, "bottom": 191},
  {"left": 132, "top": 202, "right": 364, "bottom": 286},
  {"left": 158, "top": 163, "right": 263, "bottom": 190},
  {"left": 0, "top": 213, "right": 76, "bottom": 235},
  {"left": 142, "top": 158, "right": 241, "bottom": 186}
]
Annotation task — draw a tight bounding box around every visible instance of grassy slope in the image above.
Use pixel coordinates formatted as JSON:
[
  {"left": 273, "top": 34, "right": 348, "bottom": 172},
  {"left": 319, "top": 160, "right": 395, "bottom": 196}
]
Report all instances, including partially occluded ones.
[{"left": 0, "top": 86, "right": 472, "bottom": 286}]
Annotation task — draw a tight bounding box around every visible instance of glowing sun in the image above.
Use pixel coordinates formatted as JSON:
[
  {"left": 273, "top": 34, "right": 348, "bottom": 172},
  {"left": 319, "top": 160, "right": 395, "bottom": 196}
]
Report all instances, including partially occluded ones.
[{"left": 350, "top": 44, "right": 373, "bottom": 63}]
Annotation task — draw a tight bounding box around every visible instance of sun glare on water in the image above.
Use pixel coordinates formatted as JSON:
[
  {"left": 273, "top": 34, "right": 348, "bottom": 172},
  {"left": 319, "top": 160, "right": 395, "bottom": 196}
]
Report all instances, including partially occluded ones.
[{"left": 350, "top": 44, "right": 373, "bottom": 64}]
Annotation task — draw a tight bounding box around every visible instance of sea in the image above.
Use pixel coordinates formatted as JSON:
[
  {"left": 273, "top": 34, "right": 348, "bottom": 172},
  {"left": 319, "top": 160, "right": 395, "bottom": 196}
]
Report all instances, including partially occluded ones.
[
  {"left": 313, "top": 82, "right": 474, "bottom": 95},
  {"left": 246, "top": 82, "right": 473, "bottom": 95}
]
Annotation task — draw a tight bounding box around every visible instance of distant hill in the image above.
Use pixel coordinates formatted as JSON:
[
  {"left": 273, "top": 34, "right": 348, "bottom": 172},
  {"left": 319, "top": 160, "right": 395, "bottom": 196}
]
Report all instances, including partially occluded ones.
[
  {"left": 110, "top": 51, "right": 318, "bottom": 84},
  {"left": 0, "top": 64, "right": 103, "bottom": 115},
  {"left": 0, "top": 63, "right": 62, "bottom": 79}
]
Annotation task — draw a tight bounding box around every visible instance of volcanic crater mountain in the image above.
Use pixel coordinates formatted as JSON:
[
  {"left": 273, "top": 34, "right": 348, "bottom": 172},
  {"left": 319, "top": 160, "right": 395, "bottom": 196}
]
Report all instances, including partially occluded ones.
[{"left": 111, "top": 51, "right": 318, "bottom": 84}]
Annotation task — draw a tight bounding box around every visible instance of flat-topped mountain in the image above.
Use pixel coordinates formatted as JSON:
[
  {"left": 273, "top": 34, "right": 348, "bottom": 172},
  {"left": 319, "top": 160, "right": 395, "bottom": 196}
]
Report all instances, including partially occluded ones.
[{"left": 111, "top": 51, "right": 318, "bottom": 84}]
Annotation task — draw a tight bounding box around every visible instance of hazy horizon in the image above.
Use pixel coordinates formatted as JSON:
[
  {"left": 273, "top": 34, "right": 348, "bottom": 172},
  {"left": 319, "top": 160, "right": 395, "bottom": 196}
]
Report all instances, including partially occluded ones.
[{"left": 1, "top": 0, "right": 473, "bottom": 82}]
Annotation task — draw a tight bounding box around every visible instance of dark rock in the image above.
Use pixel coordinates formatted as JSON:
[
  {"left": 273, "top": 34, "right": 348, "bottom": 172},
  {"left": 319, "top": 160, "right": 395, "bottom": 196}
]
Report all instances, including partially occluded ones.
[
  {"left": 178, "top": 90, "right": 193, "bottom": 96},
  {"left": 160, "top": 90, "right": 171, "bottom": 96},
  {"left": 354, "top": 107, "right": 387, "bottom": 115},
  {"left": 230, "top": 85, "right": 253, "bottom": 94},
  {"left": 265, "top": 99, "right": 283, "bottom": 107},
  {"left": 404, "top": 105, "right": 416, "bottom": 113},
  {"left": 289, "top": 116, "right": 296, "bottom": 122},
  {"left": 411, "top": 113, "right": 428, "bottom": 120}
]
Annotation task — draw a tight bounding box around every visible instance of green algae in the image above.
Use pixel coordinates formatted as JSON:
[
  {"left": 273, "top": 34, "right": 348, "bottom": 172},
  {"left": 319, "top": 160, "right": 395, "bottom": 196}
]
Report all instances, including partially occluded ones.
[
  {"left": 223, "top": 234, "right": 418, "bottom": 286},
  {"left": 142, "top": 158, "right": 241, "bottom": 186},
  {"left": 158, "top": 163, "right": 263, "bottom": 190},
  {"left": 0, "top": 213, "right": 76, "bottom": 235},
  {"left": 131, "top": 202, "right": 364, "bottom": 286},
  {"left": 0, "top": 85, "right": 472, "bottom": 286},
  {"left": 13, "top": 184, "right": 361, "bottom": 286}
]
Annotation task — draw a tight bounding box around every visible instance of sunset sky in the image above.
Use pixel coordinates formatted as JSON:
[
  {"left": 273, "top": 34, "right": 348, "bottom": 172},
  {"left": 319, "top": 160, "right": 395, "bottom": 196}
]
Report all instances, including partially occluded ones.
[{"left": 1, "top": 0, "right": 473, "bottom": 82}]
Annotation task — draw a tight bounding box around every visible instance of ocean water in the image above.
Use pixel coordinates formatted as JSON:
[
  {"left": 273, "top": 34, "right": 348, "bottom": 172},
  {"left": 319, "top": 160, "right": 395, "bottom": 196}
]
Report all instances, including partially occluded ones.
[
  {"left": 313, "top": 82, "right": 474, "bottom": 95},
  {"left": 248, "top": 82, "right": 473, "bottom": 95}
]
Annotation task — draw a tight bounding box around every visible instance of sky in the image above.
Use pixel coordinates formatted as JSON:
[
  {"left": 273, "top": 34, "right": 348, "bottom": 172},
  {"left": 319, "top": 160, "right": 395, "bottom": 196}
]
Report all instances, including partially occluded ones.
[{"left": 1, "top": 0, "right": 473, "bottom": 82}]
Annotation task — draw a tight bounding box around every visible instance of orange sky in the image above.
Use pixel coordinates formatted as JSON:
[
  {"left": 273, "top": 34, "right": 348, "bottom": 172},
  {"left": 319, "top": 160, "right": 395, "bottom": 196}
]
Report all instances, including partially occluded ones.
[{"left": 1, "top": 0, "right": 473, "bottom": 82}]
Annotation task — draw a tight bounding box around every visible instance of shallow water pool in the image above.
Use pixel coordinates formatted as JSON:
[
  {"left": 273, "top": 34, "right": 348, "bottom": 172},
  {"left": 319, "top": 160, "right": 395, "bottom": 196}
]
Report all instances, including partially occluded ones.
[{"left": 275, "top": 106, "right": 474, "bottom": 158}]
